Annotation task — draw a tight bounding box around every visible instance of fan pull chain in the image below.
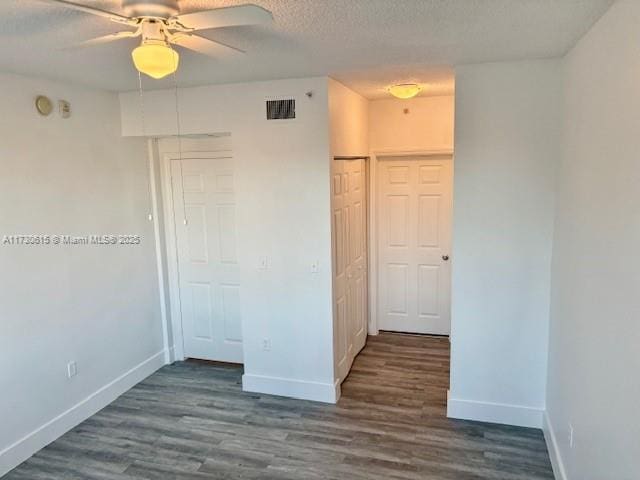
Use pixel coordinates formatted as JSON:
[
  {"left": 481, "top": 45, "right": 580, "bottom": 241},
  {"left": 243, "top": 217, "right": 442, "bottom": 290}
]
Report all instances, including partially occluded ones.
[
  {"left": 137, "top": 71, "right": 153, "bottom": 222},
  {"left": 171, "top": 45, "right": 188, "bottom": 227}
]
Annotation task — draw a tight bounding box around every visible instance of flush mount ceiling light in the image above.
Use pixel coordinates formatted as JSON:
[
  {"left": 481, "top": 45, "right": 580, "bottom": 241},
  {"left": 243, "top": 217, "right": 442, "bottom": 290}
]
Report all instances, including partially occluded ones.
[
  {"left": 35, "top": 0, "right": 273, "bottom": 79},
  {"left": 388, "top": 83, "right": 422, "bottom": 99}
]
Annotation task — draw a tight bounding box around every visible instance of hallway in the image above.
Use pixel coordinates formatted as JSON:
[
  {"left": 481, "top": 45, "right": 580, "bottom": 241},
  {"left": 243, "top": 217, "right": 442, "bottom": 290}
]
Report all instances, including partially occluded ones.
[{"left": 5, "top": 334, "right": 553, "bottom": 479}]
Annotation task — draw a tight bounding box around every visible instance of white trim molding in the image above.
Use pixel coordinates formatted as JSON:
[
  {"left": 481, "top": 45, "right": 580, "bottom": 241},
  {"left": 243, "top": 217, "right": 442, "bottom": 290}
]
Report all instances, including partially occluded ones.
[
  {"left": 0, "top": 350, "right": 167, "bottom": 477},
  {"left": 333, "top": 378, "right": 342, "bottom": 402},
  {"left": 543, "top": 411, "right": 568, "bottom": 480},
  {"left": 447, "top": 395, "right": 544, "bottom": 429},
  {"left": 147, "top": 139, "right": 172, "bottom": 364},
  {"left": 372, "top": 146, "right": 454, "bottom": 157},
  {"left": 242, "top": 374, "right": 338, "bottom": 404}
]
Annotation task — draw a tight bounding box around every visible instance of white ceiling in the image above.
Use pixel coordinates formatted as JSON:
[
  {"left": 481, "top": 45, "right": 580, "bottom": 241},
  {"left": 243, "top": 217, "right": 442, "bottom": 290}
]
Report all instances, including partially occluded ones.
[{"left": 0, "top": 0, "right": 613, "bottom": 98}]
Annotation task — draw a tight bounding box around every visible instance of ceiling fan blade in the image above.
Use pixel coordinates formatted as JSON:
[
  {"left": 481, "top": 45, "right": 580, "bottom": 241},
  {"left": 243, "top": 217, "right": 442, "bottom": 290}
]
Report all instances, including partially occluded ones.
[
  {"left": 70, "top": 30, "right": 141, "bottom": 48},
  {"left": 171, "top": 4, "right": 273, "bottom": 31},
  {"left": 172, "top": 34, "right": 244, "bottom": 58},
  {"left": 34, "top": 0, "right": 134, "bottom": 25}
]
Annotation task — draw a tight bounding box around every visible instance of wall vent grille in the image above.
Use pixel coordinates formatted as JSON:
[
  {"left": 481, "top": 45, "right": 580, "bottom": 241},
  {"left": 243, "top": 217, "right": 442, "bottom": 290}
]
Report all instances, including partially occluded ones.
[{"left": 266, "top": 99, "right": 296, "bottom": 120}]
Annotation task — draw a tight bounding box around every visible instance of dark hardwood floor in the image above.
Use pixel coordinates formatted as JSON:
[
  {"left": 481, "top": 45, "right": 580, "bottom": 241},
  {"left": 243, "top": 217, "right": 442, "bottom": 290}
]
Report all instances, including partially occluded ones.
[{"left": 4, "top": 333, "right": 554, "bottom": 479}]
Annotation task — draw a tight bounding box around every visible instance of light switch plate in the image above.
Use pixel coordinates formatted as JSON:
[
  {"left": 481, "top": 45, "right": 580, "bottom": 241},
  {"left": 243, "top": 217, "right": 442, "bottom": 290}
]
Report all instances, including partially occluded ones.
[{"left": 59, "top": 100, "right": 71, "bottom": 119}]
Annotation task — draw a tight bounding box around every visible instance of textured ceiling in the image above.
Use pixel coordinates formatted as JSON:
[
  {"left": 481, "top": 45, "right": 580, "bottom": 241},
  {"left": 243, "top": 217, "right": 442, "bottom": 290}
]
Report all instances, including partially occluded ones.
[{"left": 0, "top": 0, "right": 613, "bottom": 97}]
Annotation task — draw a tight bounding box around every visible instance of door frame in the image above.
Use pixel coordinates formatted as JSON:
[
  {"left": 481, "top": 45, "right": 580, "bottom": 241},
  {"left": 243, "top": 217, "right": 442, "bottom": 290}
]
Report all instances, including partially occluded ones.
[
  {"left": 155, "top": 138, "right": 234, "bottom": 361},
  {"left": 368, "top": 148, "right": 454, "bottom": 335}
]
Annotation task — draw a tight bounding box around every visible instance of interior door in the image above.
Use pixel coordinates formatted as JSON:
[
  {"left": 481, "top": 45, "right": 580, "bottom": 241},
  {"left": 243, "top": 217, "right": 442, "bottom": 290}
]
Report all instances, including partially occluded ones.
[
  {"left": 332, "top": 158, "right": 368, "bottom": 383},
  {"left": 170, "top": 154, "right": 243, "bottom": 363},
  {"left": 377, "top": 155, "right": 452, "bottom": 335}
]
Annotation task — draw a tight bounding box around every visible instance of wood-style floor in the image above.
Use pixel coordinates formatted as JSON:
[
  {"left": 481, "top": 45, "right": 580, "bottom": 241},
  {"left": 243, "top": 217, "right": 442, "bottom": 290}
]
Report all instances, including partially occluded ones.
[{"left": 4, "top": 333, "right": 554, "bottom": 479}]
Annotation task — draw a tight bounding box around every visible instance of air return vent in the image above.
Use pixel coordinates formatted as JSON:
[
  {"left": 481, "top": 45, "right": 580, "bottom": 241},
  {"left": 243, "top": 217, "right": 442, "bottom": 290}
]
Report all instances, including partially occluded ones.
[{"left": 266, "top": 99, "right": 295, "bottom": 120}]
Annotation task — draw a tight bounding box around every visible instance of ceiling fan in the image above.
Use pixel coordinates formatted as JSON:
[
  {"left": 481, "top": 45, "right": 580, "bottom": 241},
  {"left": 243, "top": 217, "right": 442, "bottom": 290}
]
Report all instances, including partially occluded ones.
[{"left": 36, "top": 0, "right": 274, "bottom": 79}]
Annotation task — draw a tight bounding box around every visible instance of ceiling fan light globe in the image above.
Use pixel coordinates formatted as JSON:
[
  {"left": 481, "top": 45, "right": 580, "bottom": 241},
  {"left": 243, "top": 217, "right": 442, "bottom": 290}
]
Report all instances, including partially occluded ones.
[{"left": 132, "top": 43, "right": 179, "bottom": 79}]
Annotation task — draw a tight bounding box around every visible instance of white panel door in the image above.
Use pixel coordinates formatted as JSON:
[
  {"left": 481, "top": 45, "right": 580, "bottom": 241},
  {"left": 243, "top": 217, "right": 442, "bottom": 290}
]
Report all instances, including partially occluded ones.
[
  {"left": 170, "top": 155, "right": 243, "bottom": 363},
  {"left": 332, "top": 158, "right": 368, "bottom": 383},
  {"left": 377, "top": 156, "right": 452, "bottom": 335}
]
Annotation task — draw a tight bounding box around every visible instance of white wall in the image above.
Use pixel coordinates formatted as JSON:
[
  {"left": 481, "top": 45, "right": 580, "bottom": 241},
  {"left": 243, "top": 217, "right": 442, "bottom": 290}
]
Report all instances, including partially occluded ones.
[
  {"left": 329, "top": 78, "right": 369, "bottom": 157},
  {"left": 545, "top": 1, "right": 640, "bottom": 478},
  {"left": 119, "top": 77, "right": 338, "bottom": 402},
  {"left": 0, "top": 73, "right": 164, "bottom": 475},
  {"left": 369, "top": 95, "right": 454, "bottom": 152},
  {"left": 448, "top": 60, "right": 561, "bottom": 427}
]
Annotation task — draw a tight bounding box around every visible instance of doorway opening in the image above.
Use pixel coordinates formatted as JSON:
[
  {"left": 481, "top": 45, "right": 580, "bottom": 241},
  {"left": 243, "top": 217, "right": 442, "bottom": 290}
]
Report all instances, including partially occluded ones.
[
  {"left": 370, "top": 152, "right": 453, "bottom": 336},
  {"left": 331, "top": 148, "right": 454, "bottom": 388},
  {"left": 154, "top": 134, "right": 243, "bottom": 365}
]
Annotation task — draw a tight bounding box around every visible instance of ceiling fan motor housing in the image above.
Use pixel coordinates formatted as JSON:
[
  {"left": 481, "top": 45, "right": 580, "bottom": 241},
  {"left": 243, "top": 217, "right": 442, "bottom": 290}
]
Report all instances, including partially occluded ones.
[{"left": 122, "top": 0, "right": 180, "bottom": 18}]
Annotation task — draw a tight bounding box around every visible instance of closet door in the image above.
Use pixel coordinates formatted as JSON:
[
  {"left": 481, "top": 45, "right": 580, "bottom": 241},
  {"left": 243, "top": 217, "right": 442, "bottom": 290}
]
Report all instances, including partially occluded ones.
[
  {"left": 170, "top": 154, "right": 243, "bottom": 363},
  {"left": 332, "top": 158, "right": 368, "bottom": 383},
  {"left": 344, "top": 159, "right": 367, "bottom": 355}
]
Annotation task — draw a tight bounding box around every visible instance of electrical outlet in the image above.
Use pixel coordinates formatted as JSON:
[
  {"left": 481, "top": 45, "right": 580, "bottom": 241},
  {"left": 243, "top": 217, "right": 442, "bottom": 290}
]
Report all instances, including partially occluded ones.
[
  {"left": 568, "top": 424, "right": 574, "bottom": 448},
  {"left": 258, "top": 256, "right": 269, "bottom": 271},
  {"left": 67, "top": 361, "right": 77, "bottom": 378},
  {"left": 310, "top": 261, "right": 319, "bottom": 273},
  {"left": 262, "top": 338, "right": 271, "bottom": 351}
]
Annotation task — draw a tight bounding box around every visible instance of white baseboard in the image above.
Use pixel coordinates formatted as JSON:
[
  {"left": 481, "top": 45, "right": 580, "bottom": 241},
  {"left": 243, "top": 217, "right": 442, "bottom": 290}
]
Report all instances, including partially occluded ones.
[
  {"left": 242, "top": 374, "right": 338, "bottom": 403},
  {"left": 447, "top": 394, "right": 543, "bottom": 428},
  {"left": 543, "top": 411, "right": 568, "bottom": 480},
  {"left": 0, "top": 350, "right": 167, "bottom": 477}
]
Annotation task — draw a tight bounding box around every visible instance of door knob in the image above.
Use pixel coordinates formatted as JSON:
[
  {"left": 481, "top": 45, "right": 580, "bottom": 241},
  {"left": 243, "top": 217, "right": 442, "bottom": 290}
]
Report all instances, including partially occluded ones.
[{"left": 442, "top": 255, "right": 449, "bottom": 261}]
